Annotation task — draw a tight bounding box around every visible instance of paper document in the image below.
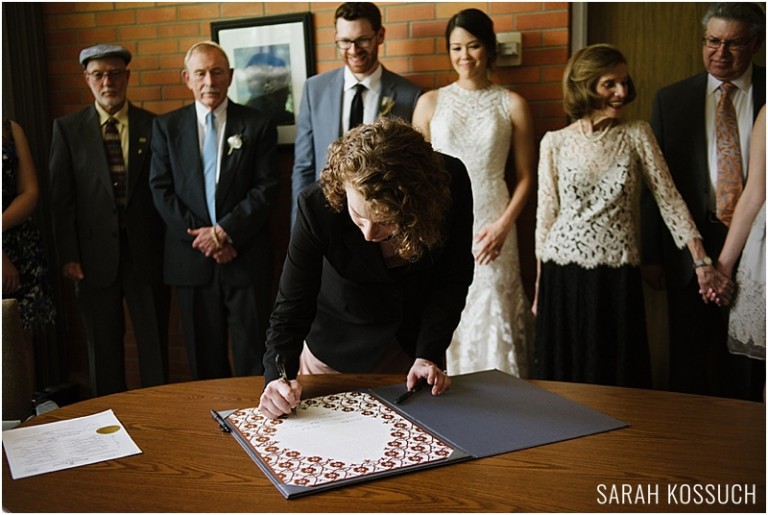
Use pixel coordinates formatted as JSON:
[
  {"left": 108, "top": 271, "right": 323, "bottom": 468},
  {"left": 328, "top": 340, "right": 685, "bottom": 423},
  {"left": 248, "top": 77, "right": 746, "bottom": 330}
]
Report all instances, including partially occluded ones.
[
  {"left": 219, "top": 371, "right": 626, "bottom": 499},
  {"left": 2, "top": 409, "right": 141, "bottom": 479},
  {"left": 227, "top": 391, "right": 455, "bottom": 489}
]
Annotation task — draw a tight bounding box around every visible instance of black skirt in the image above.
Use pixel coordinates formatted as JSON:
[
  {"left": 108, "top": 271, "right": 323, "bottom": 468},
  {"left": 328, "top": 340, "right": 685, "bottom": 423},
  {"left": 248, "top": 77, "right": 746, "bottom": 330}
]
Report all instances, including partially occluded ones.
[{"left": 533, "top": 262, "right": 651, "bottom": 388}]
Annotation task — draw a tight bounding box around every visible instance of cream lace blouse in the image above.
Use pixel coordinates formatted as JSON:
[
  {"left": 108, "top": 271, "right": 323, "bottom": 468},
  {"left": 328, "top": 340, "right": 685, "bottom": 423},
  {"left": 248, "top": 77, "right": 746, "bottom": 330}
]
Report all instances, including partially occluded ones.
[{"left": 535, "top": 120, "right": 700, "bottom": 268}]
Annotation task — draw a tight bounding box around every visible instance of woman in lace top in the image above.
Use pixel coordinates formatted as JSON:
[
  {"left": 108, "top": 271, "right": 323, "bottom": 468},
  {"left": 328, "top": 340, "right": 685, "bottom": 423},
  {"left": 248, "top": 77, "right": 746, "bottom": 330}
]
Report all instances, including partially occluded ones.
[
  {"left": 532, "top": 44, "right": 730, "bottom": 388},
  {"left": 412, "top": 8, "right": 535, "bottom": 377}
]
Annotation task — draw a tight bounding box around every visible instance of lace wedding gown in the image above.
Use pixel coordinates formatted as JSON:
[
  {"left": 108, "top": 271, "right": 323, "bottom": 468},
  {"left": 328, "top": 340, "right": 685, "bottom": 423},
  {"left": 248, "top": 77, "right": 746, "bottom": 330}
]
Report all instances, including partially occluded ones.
[
  {"left": 429, "top": 83, "right": 533, "bottom": 377},
  {"left": 728, "top": 203, "right": 765, "bottom": 360}
]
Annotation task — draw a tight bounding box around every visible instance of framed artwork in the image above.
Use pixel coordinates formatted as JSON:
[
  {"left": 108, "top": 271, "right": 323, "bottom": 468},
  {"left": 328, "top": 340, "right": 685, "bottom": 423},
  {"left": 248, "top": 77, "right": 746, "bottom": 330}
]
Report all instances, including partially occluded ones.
[{"left": 212, "top": 13, "right": 315, "bottom": 145}]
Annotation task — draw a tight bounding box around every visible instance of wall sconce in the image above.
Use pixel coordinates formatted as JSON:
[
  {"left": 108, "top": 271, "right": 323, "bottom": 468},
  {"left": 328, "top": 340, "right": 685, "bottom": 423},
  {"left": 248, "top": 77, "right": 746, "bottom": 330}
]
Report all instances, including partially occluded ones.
[{"left": 496, "top": 32, "right": 522, "bottom": 67}]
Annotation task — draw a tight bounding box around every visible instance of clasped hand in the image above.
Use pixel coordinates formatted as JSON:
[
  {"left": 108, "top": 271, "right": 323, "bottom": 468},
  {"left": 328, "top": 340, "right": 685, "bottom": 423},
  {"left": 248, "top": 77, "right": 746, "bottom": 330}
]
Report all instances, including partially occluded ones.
[
  {"left": 697, "top": 266, "right": 735, "bottom": 306},
  {"left": 188, "top": 226, "right": 237, "bottom": 264}
]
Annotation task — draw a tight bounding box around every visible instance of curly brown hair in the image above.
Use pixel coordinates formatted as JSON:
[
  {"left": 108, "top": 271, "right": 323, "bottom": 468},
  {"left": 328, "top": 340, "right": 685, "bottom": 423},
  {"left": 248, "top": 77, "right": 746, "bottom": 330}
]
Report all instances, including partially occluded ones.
[{"left": 320, "top": 117, "right": 452, "bottom": 262}]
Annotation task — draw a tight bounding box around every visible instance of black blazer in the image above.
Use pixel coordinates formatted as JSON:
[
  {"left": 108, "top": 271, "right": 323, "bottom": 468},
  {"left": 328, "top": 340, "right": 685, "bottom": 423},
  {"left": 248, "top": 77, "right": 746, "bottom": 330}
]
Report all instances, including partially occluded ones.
[
  {"left": 263, "top": 154, "right": 475, "bottom": 384},
  {"left": 50, "top": 103, "right": 164, "bottom": 287},
  {"left": 149, "top": 101, "right": 279, "bottom": 287},
  {"left": 641, "top": 65, "right": 766, "bottom": 287}
]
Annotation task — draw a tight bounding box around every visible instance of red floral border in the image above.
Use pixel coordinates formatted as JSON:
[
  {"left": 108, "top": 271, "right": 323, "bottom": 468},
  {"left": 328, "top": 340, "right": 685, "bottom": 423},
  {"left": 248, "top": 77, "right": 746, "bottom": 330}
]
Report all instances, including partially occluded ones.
[{"left": 229, "top": 391, "right": 453, "bottom": 487}]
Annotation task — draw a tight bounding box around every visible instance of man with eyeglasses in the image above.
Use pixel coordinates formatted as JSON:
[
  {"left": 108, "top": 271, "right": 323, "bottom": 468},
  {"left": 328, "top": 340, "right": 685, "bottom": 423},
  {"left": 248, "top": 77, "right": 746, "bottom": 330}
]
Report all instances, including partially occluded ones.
[
  {"left": 290, "top": 2, "right": 422, "bottom": 225},
  {"left": 641, "top": 3, "right": 765, "bottom": 400},
  {"left": 149, "top": 41, "right": 279, "bottom": 380},
  {"left": 49, "top": 44, "right": 170, "bottom": 396}
]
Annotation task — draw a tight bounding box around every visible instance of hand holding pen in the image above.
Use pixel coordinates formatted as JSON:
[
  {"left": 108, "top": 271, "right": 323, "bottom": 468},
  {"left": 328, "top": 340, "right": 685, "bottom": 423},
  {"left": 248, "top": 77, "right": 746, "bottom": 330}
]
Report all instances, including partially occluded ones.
[
  {"left": 276, "top": 355, "right": 298, "bottom": 418},
  {"left": 258, "top": 354, "right": 302, "bottom": 420}
]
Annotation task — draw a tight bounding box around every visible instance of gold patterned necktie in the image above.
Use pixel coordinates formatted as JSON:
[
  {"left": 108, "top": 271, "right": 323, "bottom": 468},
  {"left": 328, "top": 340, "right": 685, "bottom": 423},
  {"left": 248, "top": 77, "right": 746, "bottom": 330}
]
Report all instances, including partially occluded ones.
[{"left": 715, "top": 81, "right": 743, "bottom": 226}]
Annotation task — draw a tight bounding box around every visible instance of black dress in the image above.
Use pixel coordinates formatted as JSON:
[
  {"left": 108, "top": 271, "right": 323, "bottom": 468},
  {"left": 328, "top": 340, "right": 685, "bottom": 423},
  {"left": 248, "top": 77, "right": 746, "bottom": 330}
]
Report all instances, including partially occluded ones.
[
  {"left": 2, "top": 120, "right": 56, "bottom": 329},
  {"left": 534, "top": 262, "right": 651, "bottom": 388}
]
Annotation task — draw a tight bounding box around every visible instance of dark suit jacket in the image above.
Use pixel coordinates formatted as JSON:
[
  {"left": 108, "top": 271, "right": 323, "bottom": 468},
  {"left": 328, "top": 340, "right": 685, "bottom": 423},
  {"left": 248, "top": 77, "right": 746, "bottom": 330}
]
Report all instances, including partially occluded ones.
[
  {"left": 291, "top": 66, "right": 422, "bottom": 218},
  {"left": 149, "top": 101, "right": 279, "bottom": 287},
  {"left": 263, "top": 154, "right": 474, "bottom": 384},
  {"left": 49, "top": 103, "right": 164, "bottom": 287},
  {"left": 641, "top": 65, "right": 766, "bottom": 287}
]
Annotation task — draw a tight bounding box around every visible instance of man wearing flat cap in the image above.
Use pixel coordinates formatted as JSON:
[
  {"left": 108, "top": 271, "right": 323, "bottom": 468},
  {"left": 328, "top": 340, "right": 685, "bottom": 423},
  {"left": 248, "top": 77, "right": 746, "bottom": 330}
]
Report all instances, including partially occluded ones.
[{"left": 50, "top": 44, "right": 170, "bottom": 396}]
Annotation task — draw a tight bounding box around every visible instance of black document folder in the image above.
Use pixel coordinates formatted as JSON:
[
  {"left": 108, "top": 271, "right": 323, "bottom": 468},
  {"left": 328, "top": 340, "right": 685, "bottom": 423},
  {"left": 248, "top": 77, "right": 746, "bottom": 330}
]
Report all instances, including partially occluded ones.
[
  {"left": 215, "top": 369, "right": 627, "bottom": 499},
  {"left": 372, "top": 369, "right": 628, "bottom": 458}
]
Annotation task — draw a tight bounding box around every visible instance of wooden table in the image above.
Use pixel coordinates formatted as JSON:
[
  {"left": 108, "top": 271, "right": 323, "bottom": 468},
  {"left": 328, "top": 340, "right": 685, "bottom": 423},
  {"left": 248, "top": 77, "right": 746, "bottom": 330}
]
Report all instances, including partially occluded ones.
[{"left": 2, "top": 375, "right": 765, "bottom": 512}]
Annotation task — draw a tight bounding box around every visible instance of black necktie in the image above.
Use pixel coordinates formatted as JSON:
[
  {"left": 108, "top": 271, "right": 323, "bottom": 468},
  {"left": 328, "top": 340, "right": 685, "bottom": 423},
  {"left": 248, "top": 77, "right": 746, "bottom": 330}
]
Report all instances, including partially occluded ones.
[{"left": 349, "top": 84, "right": 366, "bottom": 130}]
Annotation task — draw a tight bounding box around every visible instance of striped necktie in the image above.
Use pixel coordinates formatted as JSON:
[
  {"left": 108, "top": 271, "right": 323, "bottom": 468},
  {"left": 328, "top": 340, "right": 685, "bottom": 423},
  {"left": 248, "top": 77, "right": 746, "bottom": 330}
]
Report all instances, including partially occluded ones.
[{"left": 103, "top": 117, "right": 127, "bottom": 224}]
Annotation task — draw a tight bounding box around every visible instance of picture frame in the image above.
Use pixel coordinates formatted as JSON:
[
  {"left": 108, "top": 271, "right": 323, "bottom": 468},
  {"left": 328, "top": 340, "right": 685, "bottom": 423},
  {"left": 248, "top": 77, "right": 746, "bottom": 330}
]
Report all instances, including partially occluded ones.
[{"left": 212, "top": 13, "right": 315, "bottom": 145}]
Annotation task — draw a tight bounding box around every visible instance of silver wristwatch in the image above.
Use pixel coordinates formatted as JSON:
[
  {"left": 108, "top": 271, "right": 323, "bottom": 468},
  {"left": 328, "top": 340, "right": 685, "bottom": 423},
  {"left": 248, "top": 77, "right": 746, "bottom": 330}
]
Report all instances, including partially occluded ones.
[{"left": 692, "top": 256, "right": 713, "bottom": 269}]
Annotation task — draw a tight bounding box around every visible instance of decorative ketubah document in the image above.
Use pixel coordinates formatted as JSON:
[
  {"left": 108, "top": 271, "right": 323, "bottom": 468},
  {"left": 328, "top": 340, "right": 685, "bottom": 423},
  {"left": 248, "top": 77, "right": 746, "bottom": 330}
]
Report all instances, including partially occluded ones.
[
  {"left": 225, "top": 391, "right": 464, "bottom": 496},
  {"left": 216, "top": 370, "right": 627, "bottom": 499},
  {"left": 2, "top": 409, "right": 141, "bottom": 479}
]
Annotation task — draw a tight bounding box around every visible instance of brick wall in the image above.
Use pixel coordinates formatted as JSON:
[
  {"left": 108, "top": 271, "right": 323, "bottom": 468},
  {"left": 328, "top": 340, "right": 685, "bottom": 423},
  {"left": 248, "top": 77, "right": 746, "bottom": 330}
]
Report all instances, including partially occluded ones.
[
  {"left": 43, "top": 1, "right": 569, "bottom": 131},
  {"left": 40, "top": 2, "right": 570, "bottom": 391}
]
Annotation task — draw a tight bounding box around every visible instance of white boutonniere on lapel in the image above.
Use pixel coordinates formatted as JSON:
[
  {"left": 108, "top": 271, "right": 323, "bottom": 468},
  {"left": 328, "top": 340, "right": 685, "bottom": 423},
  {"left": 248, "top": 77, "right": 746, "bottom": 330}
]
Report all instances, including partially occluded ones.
[
  {"left": 379, "top": 96, "right": 395, "bottom": 118},
  {"left": 227, "top": 134, "right": 243, "bottom": 156}
]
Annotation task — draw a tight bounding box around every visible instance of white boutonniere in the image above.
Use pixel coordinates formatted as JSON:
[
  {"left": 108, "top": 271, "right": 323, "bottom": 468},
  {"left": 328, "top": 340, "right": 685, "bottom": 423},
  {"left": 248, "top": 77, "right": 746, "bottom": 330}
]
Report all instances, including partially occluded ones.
[
  {"left": 227, "top": 134, "right": 243, "bottom": 155},
  {"left": 379, "top": 96, "right": 395, "bottom": 118}
]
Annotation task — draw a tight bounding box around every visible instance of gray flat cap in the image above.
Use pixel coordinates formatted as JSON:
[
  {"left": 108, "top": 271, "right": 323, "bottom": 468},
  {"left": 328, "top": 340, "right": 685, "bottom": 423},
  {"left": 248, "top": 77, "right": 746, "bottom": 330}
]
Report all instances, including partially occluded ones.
[{"left": 79, "top": 44, "right": 132, "bottom": 66}]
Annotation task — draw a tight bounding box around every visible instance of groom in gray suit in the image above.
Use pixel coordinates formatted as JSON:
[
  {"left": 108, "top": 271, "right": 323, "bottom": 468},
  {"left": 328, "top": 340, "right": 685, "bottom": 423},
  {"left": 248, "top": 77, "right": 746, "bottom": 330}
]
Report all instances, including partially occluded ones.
[
  {"left": 150, "top": 41, "right": 278, "bottom": 379},
  {"left": 291, "top": 2, "right": 422, "bottom": 223},
  {"left": 50, "top": 44, "right": 170, "bottom": 396}
]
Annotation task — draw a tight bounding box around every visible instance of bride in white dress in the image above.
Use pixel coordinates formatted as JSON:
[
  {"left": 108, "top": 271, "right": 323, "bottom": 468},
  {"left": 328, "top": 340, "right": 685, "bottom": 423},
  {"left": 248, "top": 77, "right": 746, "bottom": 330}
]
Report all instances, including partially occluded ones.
[
  {"left": 412, "top": 8, "right": 535, "bottom": 376},
  {"left": 715, "top": 105, "right": 766, "bottom": 361}
]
